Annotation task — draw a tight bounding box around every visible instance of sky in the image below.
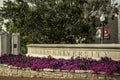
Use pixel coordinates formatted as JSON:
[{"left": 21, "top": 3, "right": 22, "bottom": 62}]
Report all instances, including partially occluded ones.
[
  {"left": 115, "top": 0, "right": 120, "bottom": 4},
  {"left": 0, "top": 0, "right": 3, "bottom": 7},
  {"left": 113, "top": 0, "right": 120, "bottom": 6}
]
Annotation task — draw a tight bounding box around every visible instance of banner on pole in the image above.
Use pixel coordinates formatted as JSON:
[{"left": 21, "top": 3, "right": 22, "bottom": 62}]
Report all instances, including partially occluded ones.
[{"left": 104, "top": 25, "right": 110, "bottom": 39}]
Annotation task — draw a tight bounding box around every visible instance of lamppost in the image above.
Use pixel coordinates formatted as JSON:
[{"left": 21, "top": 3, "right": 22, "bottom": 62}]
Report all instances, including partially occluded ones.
[{"left": 100, "top": 13, "right": 105, "bottom": 44}]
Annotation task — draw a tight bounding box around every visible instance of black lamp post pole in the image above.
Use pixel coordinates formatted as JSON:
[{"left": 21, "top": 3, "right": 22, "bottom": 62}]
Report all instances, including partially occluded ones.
[
  {"left": 100, "top": 13, "right": 105, "bottom": 44},
  {"left": 101, "top": 21, "right": 104, "bottom": 44}
]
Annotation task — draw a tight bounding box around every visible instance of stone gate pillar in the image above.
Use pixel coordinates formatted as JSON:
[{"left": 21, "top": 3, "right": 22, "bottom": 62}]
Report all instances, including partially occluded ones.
[
  {"left": 0, "top": 31, "right": 10, "bottom": 55},
  {"left": 12, "top": 33, "right": 20, "bottom": 55},
  {"left": 118, "top": 15, "right": 120, "bottom": 43}
]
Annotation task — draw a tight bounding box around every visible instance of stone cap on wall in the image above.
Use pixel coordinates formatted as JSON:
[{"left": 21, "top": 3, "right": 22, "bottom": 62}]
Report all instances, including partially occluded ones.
[{"left": 27, "top": 44, "right": 120, "bottom": 49}]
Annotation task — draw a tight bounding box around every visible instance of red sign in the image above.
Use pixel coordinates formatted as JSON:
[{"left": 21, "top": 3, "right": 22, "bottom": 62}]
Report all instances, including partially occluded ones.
[{"left": 104, "top": 25, "right": 110, "bottom": 39}]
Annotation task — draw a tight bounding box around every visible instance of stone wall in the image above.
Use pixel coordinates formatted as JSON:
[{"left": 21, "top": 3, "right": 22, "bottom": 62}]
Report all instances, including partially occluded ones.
[
  {"left": 0, "top": 64, "right": 119, "bottom": 80},
  {"left": 27, "top": 44, "right": 120, "bottom": 60}
]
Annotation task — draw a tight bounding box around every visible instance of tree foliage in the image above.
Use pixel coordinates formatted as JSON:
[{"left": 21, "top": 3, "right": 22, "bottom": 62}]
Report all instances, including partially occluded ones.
[{"left": 0, "top": 0, "right": 119, "bottom": 53}]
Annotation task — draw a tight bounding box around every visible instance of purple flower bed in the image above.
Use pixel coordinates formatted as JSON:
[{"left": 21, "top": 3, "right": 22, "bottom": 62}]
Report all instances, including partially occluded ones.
[{"left": 0, "top": 54, "right": 120, "bottom": 75}]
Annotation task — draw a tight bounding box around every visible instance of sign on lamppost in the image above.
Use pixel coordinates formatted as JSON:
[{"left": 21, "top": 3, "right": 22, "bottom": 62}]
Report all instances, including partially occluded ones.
[{"left": 104, "top": 25, "right": 110, "bottom": 39}]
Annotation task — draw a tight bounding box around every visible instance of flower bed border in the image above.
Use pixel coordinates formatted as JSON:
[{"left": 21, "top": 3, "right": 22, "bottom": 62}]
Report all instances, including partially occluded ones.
[{"left": 0, "top": 64, "right": 119, "bottom": 79}]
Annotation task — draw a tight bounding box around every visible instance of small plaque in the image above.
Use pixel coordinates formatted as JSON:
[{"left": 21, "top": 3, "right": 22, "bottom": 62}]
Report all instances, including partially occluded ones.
[{"left": 14, "top": 44, "right": 17, "bottom": 48}]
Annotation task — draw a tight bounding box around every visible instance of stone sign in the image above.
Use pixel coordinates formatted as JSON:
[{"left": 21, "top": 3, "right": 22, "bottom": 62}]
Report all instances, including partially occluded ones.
[{"left": 27, "top": 44, "right": 120, "bottom": 60}]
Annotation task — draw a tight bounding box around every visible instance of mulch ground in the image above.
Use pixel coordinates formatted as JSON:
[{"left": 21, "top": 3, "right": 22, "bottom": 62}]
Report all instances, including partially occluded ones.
[{"left": 0, "top": 76, "right": 92, "bottom": 80}]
